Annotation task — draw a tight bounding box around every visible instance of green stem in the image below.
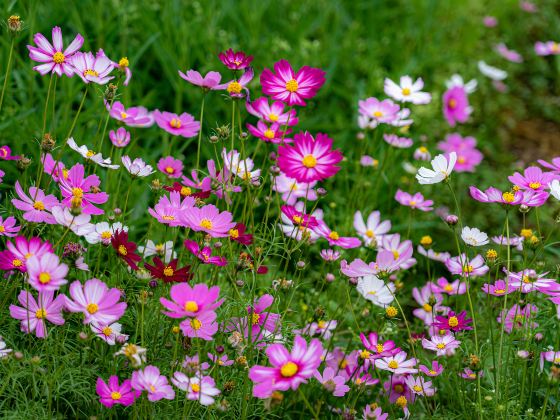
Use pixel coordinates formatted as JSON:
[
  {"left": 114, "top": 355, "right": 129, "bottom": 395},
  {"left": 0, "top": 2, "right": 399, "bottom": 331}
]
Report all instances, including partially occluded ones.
[
  {"left": 0, "top": 38, "right": 15, "bottom": 114},
  {"left": 196, "top": 94, "right": 206, "bottom": 170}
]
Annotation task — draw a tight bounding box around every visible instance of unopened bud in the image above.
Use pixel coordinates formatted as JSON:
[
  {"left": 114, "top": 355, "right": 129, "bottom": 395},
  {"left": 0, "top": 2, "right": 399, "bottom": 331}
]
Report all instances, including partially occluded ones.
[
  {"left": 296, "top": 260, "right": 306, "bottom": 270},
  {"left": 16, "top": 156, "right": 31, "bottom": 171},
  {"left": 209, "top": 135, "right": 219, "bottom": 144},
  {"left": 7, "top": 15, "right": 22, "bottom": 33},
  {"left": 41, "top": 133, "right": 56, "bottom": 152},
  {"left": 325, "top": 273, "right": 335, "bottom": 282},
  {"left": 317, "top": 187, "right": 327, "bottom": 196},
  {"left": 151, "top": 179, "right": 162, "bottom": 191},
  {"left": 445, "top": 214, "right": 459, "bottom": 226}
]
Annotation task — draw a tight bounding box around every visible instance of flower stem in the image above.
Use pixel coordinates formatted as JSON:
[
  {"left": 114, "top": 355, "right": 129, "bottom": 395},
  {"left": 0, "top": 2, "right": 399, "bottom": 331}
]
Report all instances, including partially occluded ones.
[{"left": 0, "top": 38, "right": 15, "bottom": 114}]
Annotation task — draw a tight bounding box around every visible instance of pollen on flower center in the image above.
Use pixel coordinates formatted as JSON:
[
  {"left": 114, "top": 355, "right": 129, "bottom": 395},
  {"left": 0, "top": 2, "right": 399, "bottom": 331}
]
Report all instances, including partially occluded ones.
[
  {"left": 429, "top": 369, "right": 436, "bottom": 375},
  {"left": 227, "top": 81, "right": 242, "bottom": 94},
  {"left": 317, "top": 320, "right": 326, "bottom": 329},
  {"left": 494, "top": 289, "right": 505, "bottom": 294},
  {"left": 87, "top": 303, "right": 99, "bottom": 314},
  {"left": 396, "top": 396, "right": 407, "bottom": 408},
  {"left": 402, "top": 87, "right": 411, "bottom": 96},
  {"left": 448, "top": 99, "right": 457, "bottom": 109},
  {"left": 502, "top": 192, "right": 515, "bottom": 203},
  {"left": 12, "top": 259, "right": 23, "bottom": 267},
  {"left": 301, "top": 154, "right": 317, "bottom": 168},
  {"left": 162, "top": 215, "right": 175, "bottom": 221},
  {"left": 263, "top": 129, "right": 275, "bottom": 139},
  {"left": 392, "top": 250, "right": 400, "bottom": 260},
  {"left": 457, "top": 156, "right": 466, "bottom": 164},
  {"left": 329, "top": 231, "right": 340, "bottom": 241},
  {"left": 184, "top": 301, "right": 199, "bottom": 312},
  {"left": 229, "top": 228, "right": 239, "bottom": 238},
  {"left": 33, "top": 201, "right": 45, "bottom": 210},
  {"left": 180, "top": 186, "right": 192, "bottom": 196},
  {"left": 190, "top": 318, "right": 202, "bottom": 330},
  {"left": 436, "top": 343, "right": 446, "bottom": 349},
  {"left": 163, "top": 266, "right": 174, "bottom": 276},
  {"left": 280, "top": 361, "right": 299, "bottom": 377},
  {"left": 170, "top": 118, "right": 182, "bottom": 129},
  {"left": 110, "top": 391, "right": 122, "bottom": 400},
  {"left": 423, "top": 303, "right": 432, "bottom": 312},
  {"left": 268, "top": 113, "right": 279, "bottom": 122},
  {"left": 118, "top": 245, "right": 128, "bottom": 256},
  {"left": 0, "top": 226, "right": 4, "bottom": 233},
  {"left": 72, "top": 187, "right": 84, "bottom": 198},
  {"left": 38, "top": 272, "right": 51, "bottom": 284},
  {"left": 413, "top": 385, "right": 423, "bottom": 392},
  {"left": 448, "top": 316, "right": 459, "bottom": 327},
  {"left": 388, "top": 360, "right": 399, "bottom": 369},
  {"left": 119, "top": 57, "right": 129, "bottom": 67},
  {"left": 165, "top": 166, "right": 174, "bottom": 174},
  {"left": 124, "top": 344, "right": 137, "bottom": 356},
  {"left": 191, "top": 383, "right": 200, "bottom": 393},
  {"left": 376, "top": 344, "right": 384, "bottom": 353},
  {"left": 53, "top": 51, "right": 65, "bottom": 64},
  {"left": 292, "top": 215, "right": 303, "bottom": 225},
  {"left": 101, "top": 231, "right": 112, "bottom": 240},
  {"left": 120, "top": 112, "right": 128, "bottom": 119},
  {"left": 251, "top": 312, "right": 261, "bottom": 325},
  {"left": 444, "top": 284, "right": 453, "bottom": 292},
  {"left": 200, "top": 218, "right": 213, "bottom": 230},
  {"left": 529, "top": 182, "right": 541, "bottom": 190},
  {"left": 365, "top": 229, "right": 375, "bottom": 238},
  {"left": 84, "top": 69, "right": 99, "bottom": 77},
  {"left": 463, "top": 264, "right": 473, "bottom": 273},
  {"left": 360, "top": 350, "right": 371, "bottom": 359},
  {"left": 373, "top": 111, "right": 383, "bottom": 118},
  {"left": 35, "top": 308, "right": 47, "bottom": 319},
  {"left": 102, "top": 326, "right": 113, "bottom": 336},
  {"left": 285, "top": 79, "right": 298, "bottom": 93},
  {"left": 149, "top": 385, "right": 156, "bottom": 392}
]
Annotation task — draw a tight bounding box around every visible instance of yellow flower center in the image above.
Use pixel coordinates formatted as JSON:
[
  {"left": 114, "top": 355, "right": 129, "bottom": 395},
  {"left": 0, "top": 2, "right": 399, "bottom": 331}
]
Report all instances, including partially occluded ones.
[
  {"left": 162, "top": 215, "right": 175, "bottom": 221},
  {"left": 317, "top": 320, "right": 327, "bottom": 329},
  {"left": 53, "top": 51, "right": 65, "bottom": 64},
  {"left": 191, "top": 383, "right": 200, "bottom": 393},
  {"left": 444, "top": 284, "right": 453, "bottom": 292},
  {"left": 394, "top": 384, "right": 404, "bottom": 393},
  {"left": 448, "top": 99, "right": 457, "bottom": 109},
  {"left": 251, "top": 312, "right": 261, "bottom": 325},
  {"left": 184, "top": 301, "right": 199, "bottom": 312},
  {"left": 402, "top": 87, "right": 411, "bottom": 96},
  {"left": 529, "top": 182, "right": 541, "bottom": 190},
  {"left": 200, "top": 218, "right": 213, "bottom": 230},
  {"left": 420, "top": 235, "right": 432, "bottom": 246},
  {"left": 101, "top": 231, "right": 112, "bottom": 240},
  {"left": 33, "top": 201, "right": 45, "bottom": 210},
  {"left": 419, "top": 146, "right": 428, "bottom": 153},
  {"left": 329, "top": 231, "right": 340, "bottom": 241},
  {"left": 124, "top": 344, "right": 137, "bottom": 356},
  {"left": 386, "top": 306, "right": 398, "bottom": 317},
  {"left": 163, "top": 266, "right": 174, "bottom": 277},
  {"left": 180, "top": 186, "right": 192, "bottom": 196},
  {"left": 520, "top": 228, "right": 532, "bottom": 238},
  {"left": 280, "top": 361, "right": 299, "bottom": 377},
  {"left": 409, "top": 200, "right": 417, "bottom": 206},
  {"left": 392, "top": 250, "right": 400, "bottom": 260},
  {"left": 396, "top": 395, "right": 407, "bottom": 408},
  {"left": 495, "top": 289, "right": 505, "bottom": 294},
  {"left": 87, "top": 303, "right": 99, "bottom": 314},
  {"left": 423, "top": 303, "right": 432, "bottom": 312},
  {"left": 190, "top": 318, "right": 202, "bottom": 330},
  {"left": 360, "top": 350, "right": 371, "bottom": 359},
  {"left": 118, "top": 245, "right": 128, "bottom": 256},
  {"left": 502, "top": 192, "right": 515, "bottom": 203},
  {"left": 413, "top": 385, "right": 423, "bottom": 392},
  {"left": 292, "top": 215, "right": 304, "bottom": 225},
  {"left": 373, "top": 111, "right": 383, "bottom": 118},
  {"left": 0, "top": 225, "right": 4, "bottom": 233},
  {"left": 448, "top": 316, "right": 459, "bottom": 327},
  {"left": 170, "top": 118, "right": 182, "bottom": 129},
  {"left": 149, "top": 385, "right": 156, "bottom": 392},
  {"left": 469, "top": 373, "right": 476, "bottom": 379},
  {"left": 429, "top": 370, "right": 436, "bottom": 375},
  {"left": 285, "top": 79, "right": 298, "bottom": 93},
  {"left": 102, "top": 326, "right": 113, "bottom": 336},
  {"left": 388, "top": 360, "right": 399, "bottom": 369},
  {"left": 302, "top": 154, "right": 317, "bottom": 168},
  {"left": 25, "top": 252, "right": 33, "bottom": 259},
  {"left": 268, "top": 113, "right": 279, "bottom": 122},
  {"left": 119, "top": 57, "right": 129, "bottom": 67},
  {"left": 38, "top": 272, "right": 51, "bottom": 284},
  {"left": 229, "top": 228, "right": 239, "bottom": 239},
  {"left": 120, "top": 112, "right": 128, "bottom": 119},
  {"left": 110, "top": 392, "right": 122, "bottom": 400},
  {"left": 376, "top": 344, "right": 384, "bottom": 353},
  {"left": 227, "top": 81, "right": 242, "bottom": 94},
  {"left": 463, "top": 264, "right": 473, "bottom": 273},
  {"left": 83, "top": 69, "right": 99, "bottom": 77},
  {"left": 165, "top": 166, "right": 174, "bottom": 174},
  {"left": 72, "top": 187, "right": 84, "bottom": 198},
  {"left": 12, "top": 259, "right": 23, "bottom": 267},
  {"left": 263, "top": 129, "right": 275, "bottom": 139},
  {"left": 436, "top": 343, "right": 446, "bottom": 349},
  {"left": 365, "top": 229, "right": 375, "bottom": 238},
  {"left": 35, "top": 308, "right": 47, "bottom": 319}
]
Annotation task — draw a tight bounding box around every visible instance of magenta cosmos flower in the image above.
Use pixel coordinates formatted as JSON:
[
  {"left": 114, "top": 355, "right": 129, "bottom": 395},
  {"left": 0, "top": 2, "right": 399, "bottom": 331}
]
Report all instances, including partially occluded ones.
[
  {"left": 153, "top": 111, "right": 200, "bottom": 138},
  {"left": 71, "top": 49, "right": 115, "bottom": 84},
  {"left": 508, "top": 166, "right": 557, "bottom": 192},
  {"left": 131, "top": 365, "right": 175, "bottom": 402},
  {"left": 184, "top": 239, "right": 227, "bottom": 266},
  {"left": 107, "top": 101, "right": 155, "bottom": 127},
  {"left": 96, "top": 376, "right": 139, "bottom": 408},
  {"left": 65, "top": 278, "right": 127, "bottom": 325},
  {"left": 180, "top": 204, "right": 235, "bottom": 237},
  {"left": 218, "top": 48, "right": 253, "bottom": 70},
  {"left": 395, "top": 190, "right": 433, "bottom": 211},
  {"left": 248, "top": 335, "right": 323, "bottom": 398},
  {"left": 9, "top": 290, "right": 65, "bottom": 338},
  {"left": 261, "top": 59, "right": 326, "bottom": 106},
  {"left": 314, "top": 367, "right": 350, "bottom": 397},
  {"left": 160, "top": 283, "right": 223, "bottom": 319},
  {"left": 27, "top": 26, "right": 84, "bottom": 76},
  {"left": 277, "top": 132, "right": 343, "bottom": 183},
  {"left": 180, "top": 310, "right": 219, "bottom": 340},
  {"left": 437, "top": 133, "right": 483, "bottom": 172},
  {"left": 358, "top": 98, "right": 400, "bottom": 125},
  {"left": 0, "top": 145, "right": 20, "bottom": 160},
  {"left": 314, "top": 221, "right": 361, "bottom": 249},
  {"left": 27, "top": 252, "right": 68, "bottom": 292},
  {"left": 442, "top": 86, "right": 471, "bottom": 127},
  {"left": 247, "top": 120, "right": 291, "bottom": 144},
  {"left": 109, "top": 127, "right": 131, "bottom": 148},
  {"left": 539, "top": 157, "right": 560, "bottom": 173},
  {"left": 178, "top": 69, "right": 222, "bottom": 90},
  {"left": 157, "top": 156, "right": 183, "bottom": 178},
  {"left": 246, "top": 97, "right": 298, "bottom": 125},
  {"left": 6, "top": 236, "right": 53, "bottom": 272},
  {"left": 12, "top": 181, "right": 59, "bottom": 224},
  {"left": 59, "top": 164, "right": 109, "bottom": 215},
  {"left": 434, "top": 310, "right": 473, "bottom": 332},
  {"left": 469, "top": 186, "right": 548, "bottom": 207},
  {"left": 535, "top": 41, "right": 560, "bottom": 56},
  {"left": 216, "top": 67, "right": 254, "bottom": 98},
  {"left": 0, "top": 216, "right": 20, "bottom": 237}
]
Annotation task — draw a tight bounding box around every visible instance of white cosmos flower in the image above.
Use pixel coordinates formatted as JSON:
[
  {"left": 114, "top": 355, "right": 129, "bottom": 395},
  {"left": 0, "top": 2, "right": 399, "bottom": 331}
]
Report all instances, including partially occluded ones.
[
  {"left": 221, "top": 149, "right": 261, "bottom": 182},
  {"left": 461, "top": 226, "right": 489, "bottom": 246},
  {"left": 549, "top": 180, "right": 560, "bottom": 201},
  {"left": 445, "top": 74, "right": 477, "bottom": 93},
  {"left": 384, "top": 76, "right": 432, "bottom": 104},
  {"left": 478, "top": 61, "right": 507, "bottom": 81},
  {"left": 121, "top": 156, "right": 155, "bottom": 177},
  {"left": 416, "top": 152, "right": 457, "bottom": 184},
  {"left": 67, "top": 137, "right": 119, "bottom": 169},
  {"left": 138, "top": 240, "right": 176, "bottom": 263},
  {"left": 51, "top": 206, "right": 95, "bottom": 236},
  {"left": 85, "top": 221, "right": 128, "bottom": 245},
  {"left": 356, "top": 275, "right": 395, "bottom": 307}
]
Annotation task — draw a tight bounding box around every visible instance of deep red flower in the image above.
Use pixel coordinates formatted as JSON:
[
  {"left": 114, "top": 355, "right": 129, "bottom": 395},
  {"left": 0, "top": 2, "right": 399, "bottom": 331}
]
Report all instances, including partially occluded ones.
[
  {"left": 144, "top": 257, "right": 193, "bottom": 283},
  {"left": 229, "top": 223, "right": 253, "bottom": 245},
  {"left": 111, "top": 229, "right": 141, "bottom": 270}
]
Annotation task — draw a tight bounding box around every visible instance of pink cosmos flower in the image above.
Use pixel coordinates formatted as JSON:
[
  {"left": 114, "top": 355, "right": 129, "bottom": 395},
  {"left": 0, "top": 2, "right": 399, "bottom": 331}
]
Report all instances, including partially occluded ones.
[
  {"left": 281, "top": 205, "right": 319, "bottom": 230},
  {"left": 160, "top": 283, "right": 223, "bottom": 319},
  {"left": 535, "top": 41, "right": 560, "bottom": 56},
  {"left": 182, "top": 354, "right": 210, "bottom": 374},
  {"left": 180, "top": 310, "right": 219, "bottom": 340},
  {"left": 131, "top": 365, "right": 175, "bottom": 401},
  {"left": 461, "top": 368, "right": 483, "bottom": 381},
  {"left": 107, "top": 101, "right": 155, "bottom": 127},
  {"left": 419, "top": 361, "right": 444, "bottom": 377},
  {"left": 179, "top": 69, "right": 222, "bottom": 90},
  {"left": 12, "top": 181, "right": 59, "bottom": 224},
  {"left": 71, "top": 49, "right": 114, "bottom": 84},
  {"left": 434, "top": 310, "right": 473, "bottom": 332},
  {"left": 495, "top": 43, "right": 523, "bottom": 63},
  {"left": 395, "top": 190, "right": 433, "bottom": 211},
  {"left": 59, "top": 164, "right": 109, "bottom": 215},
  {"left": 405, "top": 376, "right": 435, "bottom": 397},
  {"left": 431, "top": 277, "right": 466, "bottom": 295},
  {"left": 0, "top": 145, "right": 20, "bottom": 160},
  {"left": 180, "top": 204, "right": 235, "bottom": 237},
  {"left": 272, "top": 173, "right": 317, "bottom": 205},
  {"left": 483, "top": 16, "right": 498, "bottom": 27},
  {"left": 208, "top": 353, "right": 234, "bottom": 367},
  {"left": 0, "top": 250, "right": 25, "bottom": 272},
  {"left": 482, "top": 279, "right": 516, "bottom": 296},
  {"left": 149, "top": 192, "right": 194, "bottom": 227},
  {"left": 353, "top": 210, "right": 391, "bottom": 246},
  {"left": 539, "top": 157, "right": 560, "bottom": 173},
  {"left": 248, "top": 335, "right": 323, "bottom": 398},
  {"left": 360, "top": 332, "right": 400, "bottom": 358},
  {"left": 96, "top": 376, "right": 139, "bottom": 408},
  {"left": 277, "top": 132, "right": 343, "bottom": 183},
  {"left": 42, "top": 153, "right": 67, "bottom": 182},
  {"left": 9, "top": 290, "right": 65, "bottom": 338},
  {"left": 314, "top": 367, "right": 350, "bottom": 397},
  {"left": 246, "top": 97, "right": 298, "bottom": 125},
  {"left": 183, "top": 239, "right": 227, "bottom": 266},
  {"left": 247, "top": 120, "right": 291, "bottom": 143},
  {"left": 422, "top": 334, "right": 461, "bottom": 356},
  {"left": 216, "top": 67, "right": 254, "bottom": 98},
  {"left": 380, "top": 234, "right": 416, "bottom": 269},
  {"left": 229, "top": 294, "right": 280, "bottom": 341},
  {"left": 153, "top": 111, "right": 200, "bottom": 137},
  {"left": 218, "top": 48, "right": 253, "bottom": 70},
  {"left": 171, "top": 373, "right": 221, "bottom": 406},
  {"left": 446, "top": 253, "right": 489, "bottom": 277},
  {"left": 109, "top": 127, "right": 131, "bottom": 148},
  {"left": 417, "top": 246, "right": 451, "bottom": 263},
  {"left": 506, "top": 269, "right": 557, "bottom": 294},
  {"left": 363, "top": 405, "right": 389, "bottom": 420},
  {"left": 65, "top": 278, "right": 127, "bottom": 325},
  {"left": 498, "top": 304, "right": 538, "bottom": 333},
  {"left": 280, "top": 202, "right": 323, "bottom": 242},
  {"left": 6, "top": 236, "right": 53, "bottom": 272},
  {"left": 91, "top": 322, "right": 127, "bottom": 345},
  {"left": 508, "top": 166, "right": 557, "bottom": 191},
  {"left": 157, "top": 156, "right": 183, "bottom": 178},
  {"left": 27, "top": 26, "right": 84, "bottom": 76},
  {"left": 383, "top": 134, "right": 413, "bottom": 148},
  {"left": 27, "top": 252, "right": 68, "bottom": 292},
  {"left": 358, "top": 98, "right": 400, "bottom": 125},
  {"left": 0, "top": 216, "right": 20, "bottom": 237},
  {"left": 298, "top": 319, "right": 338, "bottom": 340},
  {"left": 412, "top": 284, "right": 446, "bottom": 325},
  {"left": 320, "top": 249, "right": 340, "bottom": 261},
  {"left": 437, "top": 133, "right": 483, "bottom": 172},
  {"left": 540, "top": 351, "right": 560, "bottom": 371},
  {"left": 260, "top": 59, "right": 326, "bottom": 106},
  {"left": 314, "top": 221, "right": 361, "bottom": 249},
  {"left": 376, "top": 351, "right": 418, "bottom": 375},
  {"left": 442, "top": 85, "right": 471, "bottom": 126}
]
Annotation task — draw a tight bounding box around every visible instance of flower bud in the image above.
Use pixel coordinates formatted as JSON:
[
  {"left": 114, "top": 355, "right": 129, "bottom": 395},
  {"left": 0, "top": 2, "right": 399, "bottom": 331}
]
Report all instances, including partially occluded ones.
[
  {"left": 151, "top": 179, "right": 162, "bottom": 191},
  {"left": 104, "top": 84, "right": 118, "bottom": 101},
  {"left": 78, "top": 331, "right": 88, "bottom": 340},
  {"left": 7, "top": 15, "right": 22, "bottom": 33},
  {"left": 14, "top": 351, "right": 23, "bottom": 360},
  {"left": 148, "top": 280, "right": 158, "bottom": 288},
  {"left": 209, "top": 135, "right": 219, "bottom": 144},
  {"left": 269, "top": 165, "right": 281, "bottom": 175},
  {"left": 296, "top": 260, "right": 306, "bottom": 270},
  {"left": 519, "top": 204, "right": 530, "bottom": 214},
  {"left": 317, "top": 187, "right": 327, "bottom": 196},
  {"left": 16, "top": 156, "right": 31, "bottom": 171},
  {"left": 445, "top": 214, "right": 459, "bottom": 226},
  {"left": 41, "top": 133, "right": 56, "bottom": 152},
  {"left": 325, "top": 273, "right": 335, "bottom": 282}
]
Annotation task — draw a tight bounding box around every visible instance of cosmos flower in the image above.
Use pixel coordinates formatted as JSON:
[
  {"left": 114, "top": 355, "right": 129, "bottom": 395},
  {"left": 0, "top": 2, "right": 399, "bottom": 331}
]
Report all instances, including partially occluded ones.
[
  {"left": 0, "top": 145, "right": 20, "bottom": 160},
  {"left": 131, "top": 365, "right": 175, "bottom": 402},
  {"left": 180, "top": 204, "right": 235, "bottom": 237},
  {"left": 550, "top": 180, "right": 560, "bottom": 201},
  {"left": 0, "top": 337, "right": 12, "bottom": 358},
  {"left": 395, "top": 190, "right": 433, "bottom": 211},
  {"left": 431, "top": 277, "right": 466, "bottom": 295},
  {"left": 107, "top": 101, "right": 155, "bottom": 127},
  {"left": 114, "top": 343, "right": 147, "bottom": 367},
  {"left": 67, "top": 138, "right": 119, "bottom": 169},
  {"left": 148, "top": 192, "right": 193, "bottom": 227},
  {"left": 183, "top": 239, "right": 227, "bottom": 266},
  {"left": 260, "top": 59, "right": 326, "bottom": 106},
  {"left": 314, "top": 222, "right": 361, "bottom": 249},
  {"left": 84, "top": 222, "right": 127, "bottom": 245},
  {"left": 442, "top": 85, "right": 472, "bottom": 126},
  {"left": 437, "top": 133, "right": 483, "bottom": 172},
  {"left": 178, "top": 69, "right": 222, "bottom": 90},
  {"left": 498, "top": 304, "right": 538, "bottom": 333},
  {"left": 218, "top": 48, "right": 253, "bottom": 70},
  {"left": 272, "top": 173, "right": 317, "bottom": 205},
  {"left": 12, "top": 181, "right": 59, "bottom": 224},
  {"left": 96, "top": 376, "right": 139, "bottom": 408},
  {"left": 65, "top": 278, "right": 127, "bottom": 325},
  {"left": 540, "top": 351, "right": 560, "bottom": 371},
  {"left": 51, "top": 206, "right": 94, "bottom": 236},
  {"left": 419, "top": 361, "right": 444, "bottom": 377},
  {"left": 422, "top": 334, "right": 461, "bottom": 356},
  {"left": 460, "top": 368, "right": 483, "bottom": 381},
  {"left": 180, "top": 310, "right": 219, "bottom": 340},
  {"left": 111, "top": 229, "right": 142, "bottom": 270},
  {"left": 478, "top": 61, "right": 507, "bottom": 81},
  {"left": 358, "top": 97, "right": 400, "bottom": 125},
  {"left": 360, "top": 332, "right": 400, "bottom": 358},
  {"left": 433, "top": 310, "right": 473, "bottom": 332},
  {"left": 416, "top": 152, "right": 456, "bottom": 184},
  {"left": 508, "top": 166, "right": 557, "bottom": 192},
  {"left": 353, "top": 210, "right": 391, "bottom": 246},
  {"left": 246, "top": 97, "right": 298, "bottom": 125},
  {"left": 246, "top": 120, "right": 291, "bottom": 144},
  {"left": 138, "top": 240, "right": 176, "bottom": 263},
  {"left": 122, "top": 156, "right": 155, "bottom": 177},
  {"left": 446, "top": 253, "right": 489, "bottom": 277},
  {"left": 171, "top": 373, "right": 221, "bottom": 406},
  {"left": 59, "top": 163, "right": 109, "bottom": 215},
  {"left": 109, "top": 127, "right": 131, "bottom": 148},
  {"left": 9, "top": 290, "right": 65, "bottom": 338},
  {"left": 216, "top": 67, "right": 254, "bottom": 98},
  {"left": 6, "top": 236, "right": 53, "bottom": 272},
  {"left": 145, "top": 257, "right": 193, "bottom": 283},
  {"left": 495, "top": 43, "right": 523, "bottom": 63},
  {"left": 91, "top": 322, "right": 128, "bottom": 345},
  {"left": 535, "top": 41, "right": 560, "bottom": 56},
  {"left": 248, "top": 335, "right": 323, "bottom": 398},
  {"left": 0, "top": 216, "right": 20, "bottom": 237},
  {"left": 412, "top": 284, "right": 446, "bottom": 325},
  {"left": 314, "top": 367, "right": 350, "bottom": 397},
  {"left": 384, "top": 76, "right": 431, "bottom": 104},
  {"left": 376, "top": 351, "right": 418, "bottom": 375},
  {"left": 356, "top": 275, "right": 395, "bottom": 307},
  {"left": 26, "top": 252, "right": 68, "bottom": 292},
  {"left": 228, "top": 223, "right": 253, "bottom": 245},
  {"left": 27, "top": 26, "right": 84, "bottom": 76},
  {"left": 417, "top": 246, "right": 451, "bottom": 263},
  {"left": 483, "top": 16, "right": 498, "bottom": 27},
  {"left": 383, "top": 134, "right": 413, "bottom": 148},
  {"left": 160, "top": 282, "right": 223, "bottom": 320},
  {"left": 153, "top": 111, "right": 200, "bottom": 138},
  {"left": 461, "top": 226, "right": 489, "bottom": 246},
  {"left": 506, "top": 269, "right": 557, "bottom": 294},
  {"left": 157, "top": 156, "right": 184, "bottom": 179},
  {"left": 221, "top": 149, "right": 261, "bottom": 182},
  {"left": 379, "top": 234, "right": 416, "bottom": 269},
  {"left": 481, "top": 279, "right": 516, "bottom": 296},
  {"left": 414, "top": 146, "right": 431, "bottom": 161},
  {"left": 405, "top": 376, "right": 436, "bottom": 397},
  {"left": 70, "top": 49, "right": 115, "bottom": 84}
]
